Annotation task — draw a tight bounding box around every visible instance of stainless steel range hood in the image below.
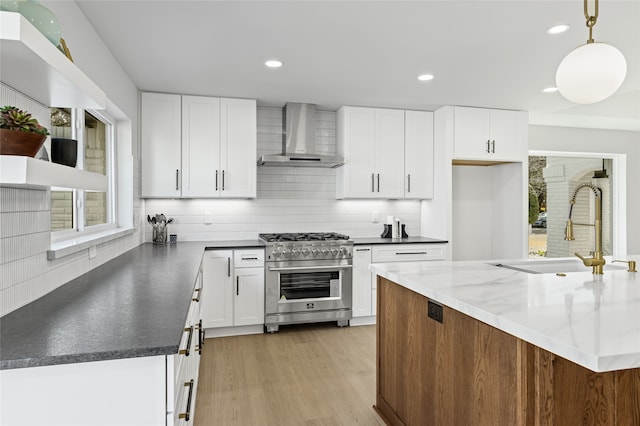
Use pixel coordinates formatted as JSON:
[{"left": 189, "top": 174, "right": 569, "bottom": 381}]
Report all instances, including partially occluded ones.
[{"left": 257, "top": 103, "right": 344, "bottom": 168}]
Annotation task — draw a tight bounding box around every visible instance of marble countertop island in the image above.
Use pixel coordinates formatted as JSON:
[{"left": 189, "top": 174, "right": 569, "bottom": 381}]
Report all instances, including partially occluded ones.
[{"left": 370, "top": 255, "right": 640, "bottom": 372}]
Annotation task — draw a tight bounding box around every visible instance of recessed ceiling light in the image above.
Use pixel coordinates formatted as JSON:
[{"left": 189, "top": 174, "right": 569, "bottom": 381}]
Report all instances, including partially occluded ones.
[
  {"left": 543, "top": 87, "right": 559, "bottom": 93},
  {"left": 418, "top": 74, "right": 434, "bottom": 81},
  {"left": 265, "top": 60, "right": 283, "bottom": 68},
  {"left": 546, "top": 24, "right": 570, "bottom": 35}
]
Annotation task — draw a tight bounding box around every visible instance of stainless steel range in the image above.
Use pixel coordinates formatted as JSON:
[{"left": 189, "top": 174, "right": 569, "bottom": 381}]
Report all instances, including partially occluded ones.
[{"left": 260, "top": 232, "right": 353, "bottom": 333}]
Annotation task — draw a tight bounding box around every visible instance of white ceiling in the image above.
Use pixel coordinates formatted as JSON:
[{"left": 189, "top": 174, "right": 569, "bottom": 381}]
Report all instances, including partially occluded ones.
[{"left": 75, "top": 0, "right": 640, "bottom": 130}]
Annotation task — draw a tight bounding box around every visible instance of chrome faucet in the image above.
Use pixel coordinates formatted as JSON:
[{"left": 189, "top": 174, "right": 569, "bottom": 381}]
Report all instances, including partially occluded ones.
[{"left": 564, "top": 183, "right": 605, "bottom": 274}]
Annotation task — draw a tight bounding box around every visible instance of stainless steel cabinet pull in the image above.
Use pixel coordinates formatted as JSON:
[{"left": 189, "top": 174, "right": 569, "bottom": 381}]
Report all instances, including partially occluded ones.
[
  {"left": 486, "top": 140, "right": 491, "bottom": 153},
  {"left": 179, "top": 380, "right": 195, "bottom": 421},
  {"left": 356, "top": 248, "right": 371, "bottom": 252},
  {"left": 491, "top": 140, "right": 495, "bottom": 153},
  {"left": 241, "top": 257, "right": 259, "bottom": 261},
  {"left": 227, "top": 257, "right": 230, "bottom": 277},
  {"left": 193, "top": 287, "right": 201, "bottom": 302},
  {"left": 371, "top": 173, "right": 375, "bottom": 192},
  {"left": 236, "top": 276, "right": 240, "bottom": 296},
  {"left": 395, "top": 252, "right": 428, "bottom": 255},
  {"left": 377, "top": 173, "right": 380, "bottom": 192},
  {"left": 175, "top": 169, "right": 179, "bottom": 190},
  {"left": 179, "top": 326, "right": 193, "bottom": 356},
  {"left": 222, "top": 170, "right": 225, "bottom": 190},
  {"left": 407, "top": 174, "right": 411, "bottom": 193},
  {"left": 215, "top": 170, "right": 219, "bottom": 191}
]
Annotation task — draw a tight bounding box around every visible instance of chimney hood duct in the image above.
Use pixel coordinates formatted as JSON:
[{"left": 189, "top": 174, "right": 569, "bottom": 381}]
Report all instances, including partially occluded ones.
[{"left": 257, "top": 103, "right": 344, "bottom": 168}]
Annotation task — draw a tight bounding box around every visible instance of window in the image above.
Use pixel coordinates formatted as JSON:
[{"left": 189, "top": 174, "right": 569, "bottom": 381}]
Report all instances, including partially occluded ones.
[{"left": 50, "top": 108, "right": 116, "bottom": 239}]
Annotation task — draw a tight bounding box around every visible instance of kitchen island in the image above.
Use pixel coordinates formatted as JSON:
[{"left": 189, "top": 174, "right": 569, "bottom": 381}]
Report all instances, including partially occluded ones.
[{"left": 371, "top": 257, "right": 640, "bottom": 425}]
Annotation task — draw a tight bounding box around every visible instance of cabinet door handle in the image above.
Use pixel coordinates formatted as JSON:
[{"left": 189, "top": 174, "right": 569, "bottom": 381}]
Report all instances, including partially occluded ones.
[
  {"left": 236, "top": 276, "right": 240, "bottom": 296},
  {"left": 395, "top": 251, "right": 428, "bottom": 256},
  {"left": 371, "top": 173, "right": 375, "bottom": 192},
  {"left": 241, "top": 257, "right": 259, "bottom": 261},
  {"left": 491, "top": 140, "right": 495, "bottom": 153},
  {"left": 486, "top": 140, "right": 491, "bottom": 153},
  {"left": 195, "top": 319, "right": 203, "bottom": 353},
  {"left": 356, "top": 248, "right": 371, "bottom": 252},
  {"left": 178, "top": 326, "right": 193, "bottom": 356},
  {"left": 227, "top": 257, "right": 231, "bottom": 277},
  {"left": 407, "top": 174, "right": 411, "bottom": 193},
  {"left": 377, "top": 173, "right": 380, "bottom": 192},
  {"left": 215, "top": 170, "right": 219, "bottom": 191},
  {"left": 222, "top": 170, "right": 225, "bottom": 191},
  {"left": 178, "top": 380, "right": 195, "bottom": 421},
  {"left": 175, "top": 169, "right": 179, "bottom": 190}
]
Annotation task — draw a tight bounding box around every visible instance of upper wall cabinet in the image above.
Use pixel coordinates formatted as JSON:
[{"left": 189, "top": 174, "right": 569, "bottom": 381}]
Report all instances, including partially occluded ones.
[
  {"left": 405, "top": 110, "right": 434, "bottom": 199},
  {"left": 336, "top": 106, "right": 434, "bottom": 199},
  {"left": 0, "top": 12, "right": 106, "bottom": 109},
  {"left": 453, "top": 107, "right": 527, "bottom": 162},
  {"left": 141, "top": 92, "right": 256, "bottom": 198}
]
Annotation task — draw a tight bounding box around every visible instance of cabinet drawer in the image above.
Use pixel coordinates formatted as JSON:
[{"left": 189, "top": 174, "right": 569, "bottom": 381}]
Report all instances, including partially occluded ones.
[
  {"left": 372, "top": 244, "right": 446, "bottom": 263},
  {"left": 234, "top": 249, "right": 264, "bottom": 268}
]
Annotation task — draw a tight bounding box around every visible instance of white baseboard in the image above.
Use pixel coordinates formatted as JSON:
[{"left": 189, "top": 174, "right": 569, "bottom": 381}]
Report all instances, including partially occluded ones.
[{"left": 203, "top": 324, "right": 264, "bottom": 338}]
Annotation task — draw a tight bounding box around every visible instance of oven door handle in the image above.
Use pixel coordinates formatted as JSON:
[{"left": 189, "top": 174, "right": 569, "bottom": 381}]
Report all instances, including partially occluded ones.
[{"left": 268, "top": 265, "right": 353, "bottom": 272}]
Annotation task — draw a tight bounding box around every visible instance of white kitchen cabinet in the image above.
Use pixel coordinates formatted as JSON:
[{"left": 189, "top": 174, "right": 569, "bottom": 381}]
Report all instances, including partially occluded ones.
[
  {"left": 453, "top": 106, "right": 527, "bottom": 162},
  {"left": 201, "top": 250, "right": 233, "bottom": 328},
  {"left": 404, "top": 110, "right": 434, "bottom": 199},
  {"left": 0, "top": 274, "right": 202, "bottom": 426},
  {"left": 350, "top": 243, "right": 448, "bottom": 325},
  {"left": 141, "top": 92, "right": 182, "bottom": 197},
  {"left": 141, "top": 93, "right": 256, "bottom": 198},
  {"left": 202, "top": 249, "right": 265, "bottom": 337},
  {"left": 219, "top": 98, "right": 257, "bottom": 198},
  {"left": 181, "top": 95, "right": 220, "bottom": 197},
  {"left": 352, "top": 246, "right": 374, "bottom": 318},
  {"left": 336, "top": 106, "right": 405, "bottom": 199}
]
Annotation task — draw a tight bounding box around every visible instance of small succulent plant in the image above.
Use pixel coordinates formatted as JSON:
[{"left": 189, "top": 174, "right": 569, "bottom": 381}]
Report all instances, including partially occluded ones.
[{"left": 0, "top": 106, "right": 50, "bottom": 136}]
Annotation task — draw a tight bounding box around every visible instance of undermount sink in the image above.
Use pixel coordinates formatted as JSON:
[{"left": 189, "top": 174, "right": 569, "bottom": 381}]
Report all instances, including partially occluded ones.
[{"left": 491, "top": 259, "right": 626, "bottom": 274}]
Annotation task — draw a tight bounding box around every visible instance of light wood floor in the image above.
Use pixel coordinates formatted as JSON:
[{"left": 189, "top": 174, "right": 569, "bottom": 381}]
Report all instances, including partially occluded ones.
[{"left": 193, "top": 323, "right": 385, "bottom": 426}]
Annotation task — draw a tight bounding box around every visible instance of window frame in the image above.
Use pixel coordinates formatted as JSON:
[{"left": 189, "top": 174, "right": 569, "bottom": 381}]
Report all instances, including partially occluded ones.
[{"left": 50, "top": 108, "right": 118, "bottom": 244}]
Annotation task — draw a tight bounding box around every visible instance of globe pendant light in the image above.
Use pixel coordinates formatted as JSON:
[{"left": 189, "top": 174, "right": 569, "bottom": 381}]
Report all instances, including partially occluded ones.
[{"left": 556, "top": 0, "right": 627, "bottom": 104}]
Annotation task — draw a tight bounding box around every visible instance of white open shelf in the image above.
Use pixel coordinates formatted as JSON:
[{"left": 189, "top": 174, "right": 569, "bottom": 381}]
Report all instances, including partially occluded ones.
[
  {"left": 0, "top": 11, "right": 106, "bottom": 110},
  {"left": 0, "top": 155, "right": 107, "bottom": 191}
]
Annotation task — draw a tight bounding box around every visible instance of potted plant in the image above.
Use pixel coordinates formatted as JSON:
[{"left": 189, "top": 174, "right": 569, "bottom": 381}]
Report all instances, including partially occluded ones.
[{"left": 0, "top": 106, "right": 50, "bottom": 157}]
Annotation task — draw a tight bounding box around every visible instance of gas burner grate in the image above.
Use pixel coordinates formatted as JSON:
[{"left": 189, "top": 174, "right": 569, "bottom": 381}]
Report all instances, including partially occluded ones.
[{"left": 259, "top": 232, "right": 350, "bottom": 242}]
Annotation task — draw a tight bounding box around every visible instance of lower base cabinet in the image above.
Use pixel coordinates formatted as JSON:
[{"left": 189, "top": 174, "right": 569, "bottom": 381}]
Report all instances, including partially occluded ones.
[
  {"left": 201, "top": 248, "right": 265, "bottom": 337},
  {"left": 0, "top": 269, "right": 203, "bottom": 426},
  {"left": 375, "top": 277, "right": 640, "bottom": 426},
  {"left": 351, "top": 243, "right": 447, "bottom": 324}
]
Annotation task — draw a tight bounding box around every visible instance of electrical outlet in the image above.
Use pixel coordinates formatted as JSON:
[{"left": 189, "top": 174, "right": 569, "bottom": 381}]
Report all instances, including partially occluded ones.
[
  {"left": 371, "top": 211, "right": 379, "bottom": 223},
  {"left": 204, "top": 212, "right": 213, "bottom": 224},
  {"left": 427, "top": 300, "right": 443, "bottom": 323},
  {"left": 89, "top": 245, "right": 97, "bottom": 259}
]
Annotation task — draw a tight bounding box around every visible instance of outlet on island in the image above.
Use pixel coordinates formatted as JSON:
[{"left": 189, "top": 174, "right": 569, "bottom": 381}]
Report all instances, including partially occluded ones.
[
  {"left": 427, "top": 300, "right": 443, "bottom": 323},
  {"left": 371, "top": 211, "right": 379, "bottom": 223}
]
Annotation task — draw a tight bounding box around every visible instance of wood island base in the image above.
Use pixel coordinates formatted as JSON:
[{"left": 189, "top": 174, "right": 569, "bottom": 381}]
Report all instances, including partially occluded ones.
[{"left": 375, "top": 277, "right": 640, "bottom": 426}]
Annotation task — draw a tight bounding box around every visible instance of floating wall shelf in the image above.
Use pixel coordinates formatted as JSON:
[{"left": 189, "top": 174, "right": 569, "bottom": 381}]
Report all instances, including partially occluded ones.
[
  {"left": 0, "top": 11, "right": 106, "bottom": 110},
  {"left": 0, "top": 156, "right": 108, "bottom": 192}
]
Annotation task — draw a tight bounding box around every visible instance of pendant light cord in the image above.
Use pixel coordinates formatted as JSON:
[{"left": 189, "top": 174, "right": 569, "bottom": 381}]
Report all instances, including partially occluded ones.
[{"left": 584, "top": 0, "right": 598, "bottom": 43}]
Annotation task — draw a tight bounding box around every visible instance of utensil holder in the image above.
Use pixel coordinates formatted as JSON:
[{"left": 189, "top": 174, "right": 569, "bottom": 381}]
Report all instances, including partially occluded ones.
[{"left": 152, "top": 225, "right": 167, "bottom": 244}]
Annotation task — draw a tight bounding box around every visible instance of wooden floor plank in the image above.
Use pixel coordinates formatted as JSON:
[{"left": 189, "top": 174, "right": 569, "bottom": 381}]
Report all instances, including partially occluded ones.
[{"left": 194, "top": 323, "right": 385, "bottom": 426}]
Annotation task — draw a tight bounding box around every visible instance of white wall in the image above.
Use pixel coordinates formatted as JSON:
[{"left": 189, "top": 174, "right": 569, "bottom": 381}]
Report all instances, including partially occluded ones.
[
  {"left": 144, "top": 107, "right": 422, "bottom": 241},
  {"left": 529, "top": 125, "right": 640, "bottom": 254},
  {"left": 0, "top": 2, "right": 141, "bottom": 316}
]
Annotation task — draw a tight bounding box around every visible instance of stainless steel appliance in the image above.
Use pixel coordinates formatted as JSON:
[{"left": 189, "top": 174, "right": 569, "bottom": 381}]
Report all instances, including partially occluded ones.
[{"left": 260, "top": 232, "right": 353, "bottom": 333}]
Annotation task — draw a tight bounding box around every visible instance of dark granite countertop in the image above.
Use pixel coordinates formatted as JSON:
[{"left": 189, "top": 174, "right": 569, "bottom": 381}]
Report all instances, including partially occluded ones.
[
  {"left": 351, "top": 236, "right": 448, "bottom": 245},
  {"left": 0, "top": 242, "right": 210, "bottom": 370},
  {"left": 204, "top": 239, "right": 264, "bottom": 250}
]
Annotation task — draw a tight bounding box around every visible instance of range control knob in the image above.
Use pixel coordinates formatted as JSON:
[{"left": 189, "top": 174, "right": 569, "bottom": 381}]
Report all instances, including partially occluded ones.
[
  {"left": 272, "top": 250, "right": 280, "bottom": 258},
  {"left": 282, "top": 248, "right": 290, "bottom": 257},
  {"left": 301, "top": 247, "right": 309, "bottom": 256},
  {"left": 291, "top": 249, "right": 299, "bottom": 257},
  {"left": 339, "top": 247, "right": 347, "bottom": 256},
  {"left": 321, "top": 248, "right": 329, "bottom": 255},
  {"left": 311, "top": 248, "right": 317, "bottom": 255},
  {"left": 330, "top": 248, "right": 338, "bottom": 256}
]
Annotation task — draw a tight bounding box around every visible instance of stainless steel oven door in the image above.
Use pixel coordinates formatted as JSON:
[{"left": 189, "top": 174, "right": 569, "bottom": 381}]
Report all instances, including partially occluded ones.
[{"left": 265, "top": 259, "right": 352, "bottom": 316}]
